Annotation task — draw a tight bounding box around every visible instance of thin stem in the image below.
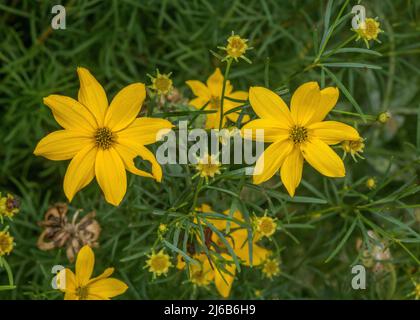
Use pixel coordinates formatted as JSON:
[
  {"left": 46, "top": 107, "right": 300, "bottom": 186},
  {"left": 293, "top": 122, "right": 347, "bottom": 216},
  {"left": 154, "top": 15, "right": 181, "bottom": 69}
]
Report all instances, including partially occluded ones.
[{"left": 219, "top": 58, "right": 233, "bottom": 130}]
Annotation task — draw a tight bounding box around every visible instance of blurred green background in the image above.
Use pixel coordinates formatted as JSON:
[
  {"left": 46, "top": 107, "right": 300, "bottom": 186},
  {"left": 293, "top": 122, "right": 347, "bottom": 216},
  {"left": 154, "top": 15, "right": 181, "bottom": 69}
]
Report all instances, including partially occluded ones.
[{"left": 0, "top": 0, "right": 419, "bottom": 299}]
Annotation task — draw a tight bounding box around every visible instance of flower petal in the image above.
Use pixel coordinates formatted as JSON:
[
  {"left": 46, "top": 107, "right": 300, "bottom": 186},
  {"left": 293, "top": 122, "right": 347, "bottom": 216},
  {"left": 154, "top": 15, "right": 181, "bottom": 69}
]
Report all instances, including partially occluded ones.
[
  {"left": 88, "top": 278, "right": 128, "bottom": 299},
  {"left": 309, "top": 87, "right": 339, "bottom": 123},
  {"left": 95, "top": 147, "right": 127, "bottom": 206},
  {"left": 75, "top": 245, "right": 95, "bottom": 287},
  {"left": 300, "top": 138, "right": 345, "bottom": 177},
  {"left": 88, "top": 267, "right": 114, "bottom": 285},
  {"left": 280, "top": 146, "right": 304, "bottom": 197},
  {"left": 224, "top": 91, "right": 249, "bottom": 123},
  {"left": 231, "top": 229, "right": 269, "bottom": 266},
  {"left": 249, "top": 87, "right": 293, "bottom": 126},
  {"left": 308, "top": 121, "right": 360, "bottom": 145},
  {"left": 77, "top": 67, "right": 108, "bottom": 126},
  {"left": 114, "top": 143, "right": 154, "bottom": 179},
  {"left": 43, "top": 95, "right": 97, "bottom": 132},
  {"left": 241, "top": 119, "right": 289, "bottom": 142},
  {"left": 205, "top": 110, "right": 223, "bottom": 129},
  {"left": 189, "top": 97, "right": 208, "bottom": 109},
  {"left": 185, "top": 80, "right": 211, "bottom": 100},
  {"left": 214, "top": 254, "right": 236, "bottom": 298},
  {"left": 253, "top": 140, "right": 294, "bottom": 184},
  {"left": 63, "top": 144, "right": 97, "bottom": 202},
  {"left": 117, "top": 117, "right": 173, "bottom": 145},
  {"left": 34, "top": 130, "right": 92, "bottom": 160},
  {"left": 290, "top": 82, "right": 321, "bottom": 126},
  {"left": 206, "top": 68, "right": 232, "bottom": 97},
  {"left": 57, "top": 268, "right": 76, "bottom": 293},
  {"left": 104, "top": 83, "right": 146, "bottom": 131}
]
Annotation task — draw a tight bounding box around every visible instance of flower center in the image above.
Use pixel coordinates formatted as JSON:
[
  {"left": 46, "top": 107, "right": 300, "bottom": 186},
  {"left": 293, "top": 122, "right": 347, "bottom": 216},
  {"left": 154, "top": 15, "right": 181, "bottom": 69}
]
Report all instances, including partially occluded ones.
[
  {"left": 227, "top": 36, "right": 247, "bottom": 57},
  {"left": 95, "top": 127, "right": 114, "bottom": 149},
  {"left": 259, "top": 218, "right": 275, "bottom": 236},
  {"left": 155, "top": 77, "right": 171, "bottom": 92},
  {"left": 364, "top": 20, "right": 378, "bottom": 37},
  {"left": 76, "top": 286, "right": 89, "bottom": 300},
  {"left": 209, "top": 96, "right": 221, "bottom": 109},
  {"left": 151, "top": 256, "right": 168, "bottom": 271},
  {"left": 289, "top": 125, "right": 308, "bottom": 144}
]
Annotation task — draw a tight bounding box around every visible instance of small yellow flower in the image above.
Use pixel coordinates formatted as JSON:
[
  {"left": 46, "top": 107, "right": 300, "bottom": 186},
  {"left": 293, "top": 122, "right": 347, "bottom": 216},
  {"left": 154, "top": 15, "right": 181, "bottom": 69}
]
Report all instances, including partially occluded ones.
[
  {"left": 57, "top": 245, "right": 128, "bottom": 300},
  {"left": 242, "top": 83, "right": 360, "bottom": 197},
  {"left": 0, "top": 231, "right": 14, "bottom": 256},
  {"left": 146, "top": 249, "right": 172, "bottom": 277},
  {"left": 158, "top": 223, "right": 168, "bottom": 234},
  {"left": 342, "top": 138, "right": 365, "bottom": 162},
  {"left": 220, "top": 32, "right": 251, "bottom": 62},
  {"left": 255, "top": 216, "right": 277, "bottom": 238},
  {"left": 254, "top": 289, "right": 262, "bottom": 298},
  {"left": 186, "top": 68, "right": 249, "bottom": 129},
  {"left": 366, "top": 177, "right": 377, "bottom": 190},
  {"left": 262, "top": 258, "right": 280, "bottom": 279},
  {"left": 354, "top": 18, "right": 383, "bottom": 48},
  {"left": 33, "top": 67, "right": 173, "bottom": 206},
  {"left": 194, "top": 153, "right": 221, "bottom": 178},
  {"left": 189, "top": 254, "right": 214, "bottom": 287},
  {"left": 148, "top": 70, "right": 173, "bottom": 95},
  {"left": 377, "top": 111, "right": 391, "bottom": 124},
  {"left": 0, "top": 193, "right": 20, "bottom": 218}
]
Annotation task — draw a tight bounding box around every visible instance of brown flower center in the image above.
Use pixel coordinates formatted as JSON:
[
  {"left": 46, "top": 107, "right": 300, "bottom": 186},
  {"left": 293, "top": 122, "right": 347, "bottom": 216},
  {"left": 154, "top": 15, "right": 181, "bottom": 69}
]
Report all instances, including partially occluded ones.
[
  {"left": 289, "top": 125, "right": 308, "bottom": 144},
  {"left": 209, "top": 96, "right": 221, "bottom": 109},
  {"left": 95, "top": 127, "right": 114, "bottom": 149},
  {"left": 76, "top": 286, "right": 89, "bottom": 300}
]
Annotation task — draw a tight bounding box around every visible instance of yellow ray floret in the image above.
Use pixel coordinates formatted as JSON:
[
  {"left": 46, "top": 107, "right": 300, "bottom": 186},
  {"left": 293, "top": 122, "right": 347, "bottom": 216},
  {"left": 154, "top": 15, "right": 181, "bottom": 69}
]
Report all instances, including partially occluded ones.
[
  {"left": 34, "top": 67, "right": 173, "bottom": 206},
  {"left": 242, "top": 82, "right": 360, "bottom": 197}
]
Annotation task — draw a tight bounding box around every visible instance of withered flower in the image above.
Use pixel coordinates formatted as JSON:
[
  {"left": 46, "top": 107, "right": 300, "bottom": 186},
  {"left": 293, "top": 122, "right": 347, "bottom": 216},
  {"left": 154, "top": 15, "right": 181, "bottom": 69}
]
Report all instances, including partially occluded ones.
[{"left": 37, "top": 203, "right": 101, "bottom": 262}]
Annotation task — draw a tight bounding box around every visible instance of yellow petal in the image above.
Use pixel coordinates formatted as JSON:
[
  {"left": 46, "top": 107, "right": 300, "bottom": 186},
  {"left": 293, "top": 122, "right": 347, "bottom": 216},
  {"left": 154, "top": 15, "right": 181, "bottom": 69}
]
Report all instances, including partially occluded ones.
[
  {"left": 189, "top": 97, "right": 208, "bottom": 109},
  {"left": 64, "top": 292, "right": 79, "bottom": 300},
  {"left": 63, "top": 144, "right": 97, "bottom": 202},
  {"left": 43, "top": 95, "right": 97, "bottom": 132},
  {"left": 224, "top": 91, "right": 249, "bottom": 123},
  {"left": 280, "top": 146, "right": 304, "bottom": 197},
  {"left": 253, "top": 140, "right": 293, "bottom": 184},
  {"left": 290, "top": 82, "right": 321, "bottom": 126},
  {"left": 231, "top": 229, "right": 269, "bottom": 266},
  {"left": 249, "top": 87, "right": 293, "bottom": 126},
  {"left": 114, "top": 143, "right": 154, "bottom": 179},
  {"left": 117, "top": 117, "right": 173, "bottom": 145},
  {"left": 308, "top": 121, "right": 360, "bottom": 145},
  {"left": 241, "top": 119, "right": 289, "bottom": 142},
  {"left": 309, "top": 87, "right": 339, "bottom": 123},
  {"left": 88, "top": 267, "right": 114, "bottom": 285},
  {"left": 205, "top": 111, "right": 223, "bottom": 129},
  {"left": 95, "top": 147, "right": 127, "bottom": 206},
  {"left": 300, "top": 138, "right": 345, "bottom": 177},
  {"left": 185, "top": 80, "right": 211, "bottom": 100},
  {"left": 206, "top": 68, "right": 232, "bottom": 97},
  {"left": 105, "top": 83, "right": 146, "bottom": 131},
  {"left": 116, "top": 139, "right": 162, "bottom": 182},
  {"left": 88, "top": 278, "right": 128, "bottom": 299},
  {"left": 34, "top": 130, "right": 92, "bottom": 160},
  {"left": 75, "top": 245, "right": 95, "bottom": 287},
  {"left": 77, "top": 67, "right": 108, "bottom": 126},
  {"left": 214, "top": 255, "right": 236, "bottom": 298},
  {"left": 57, "top": 268, "right": 76, "bottom": 293}
]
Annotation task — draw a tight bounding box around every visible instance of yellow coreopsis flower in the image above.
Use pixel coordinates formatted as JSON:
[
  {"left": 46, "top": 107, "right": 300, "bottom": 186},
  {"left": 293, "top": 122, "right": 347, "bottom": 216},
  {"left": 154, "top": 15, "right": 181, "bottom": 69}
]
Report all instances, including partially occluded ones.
[
  {"left": 145, "top": 249, "right": 173, "bottom": 277},
  {"left": 186, "top": 68, "right": 249, "bottom": 129},
  {"left": 194, "top": 153, "right": 221, "bottom": 178},
  {"left": 0, "top": 193, "right": 20, "bottom": 218},
  {"left": 188, "top": 253, "right": 214, "bottom": 287},
  {"left": 0, "top": 231, "right": 14, "bottom": 256},
  {"left": 57, "top": 245, "right": 128, "bottom": 300},
  {"left": 262, "top": 258, "right": 280, "bottom": 279},
  {"left": 354, "top": 18, "right": 383, "bottom": 48},
  {"left": 34, "top": 67, "right": 173, "bottom": 206},
  {"left": 196, "top": 204, "right": 269, "bottom": 297},
  {"left": 242, "top": 82, "right": 360, "bottom": 197}
]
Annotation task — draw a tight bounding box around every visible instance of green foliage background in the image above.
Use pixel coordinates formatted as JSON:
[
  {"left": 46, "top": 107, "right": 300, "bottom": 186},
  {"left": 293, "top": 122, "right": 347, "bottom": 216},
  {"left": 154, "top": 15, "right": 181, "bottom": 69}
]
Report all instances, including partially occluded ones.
[{"left": 0, "top": 0, "right": 419, "bottom": 299}]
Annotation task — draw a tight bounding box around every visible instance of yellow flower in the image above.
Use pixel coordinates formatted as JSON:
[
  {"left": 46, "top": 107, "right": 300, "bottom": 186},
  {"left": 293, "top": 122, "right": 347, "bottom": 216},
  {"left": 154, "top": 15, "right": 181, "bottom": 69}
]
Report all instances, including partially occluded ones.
[
  {"left": 194, "top": 153, "right": 221, "bottom": 178},
  {"left": 341, "top": 138, "right": 365, "bottom": 162},
  {"left": 0, "top": 193, "right": 20, "bottom": 218},
  {"left": 57, "top": 245, "right": 128, "bottom": 300},
  {"left": 148, "top": 70, "right": 173, "bottom": 95},
  {"left": 196, "top": 204, "right": 269, "bottom": 298},
  {"left": 146, "top": 249, "right": 172, "bottom": 277},
  {"left": 0, "top": 231, "right": 14, "bottom": 256},
  {"left": 354, "top": 18, "right": 383, "bottom": 48},
  {"left": 255, "top": 216, "right": 277, "bottom": 238},
  {"left": 188, "top": 254, "right": 214, "bottom": 287},
  {"left": 186, "top": 68, "right": 249, "bottom": 129},
  {"left": 262, "top": 258, "right": 280, "bottom": 279},
  {"left": 219, "top": 32, "right": 251, "bottom": 62},
  {"left": 34, "top": 67, "right": 173, "bottom": 206},
  {"left": 242, "top": 83, "right": 360, "bottom": 197},
  {"left": 366, "top": 177, "right": 377, "bottom": 190},
  {"left": 176, "top": 254, "right": 186, "bottom": 270}
]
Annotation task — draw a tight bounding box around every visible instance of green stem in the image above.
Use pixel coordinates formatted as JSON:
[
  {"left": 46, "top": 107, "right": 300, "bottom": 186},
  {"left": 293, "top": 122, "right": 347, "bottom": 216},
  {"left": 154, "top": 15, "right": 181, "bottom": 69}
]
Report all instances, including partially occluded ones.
[
  {"left": 219, "top": 58, "right": 233, "bottom": 130},
  {"left": 322, "top": 34, "right": 357, "bottom": 59},
  {"left": 190, "top": 177, "right": 203, "bottom": 212}
]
